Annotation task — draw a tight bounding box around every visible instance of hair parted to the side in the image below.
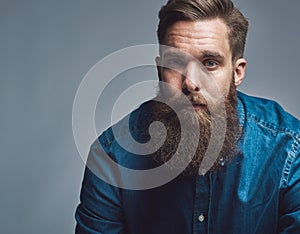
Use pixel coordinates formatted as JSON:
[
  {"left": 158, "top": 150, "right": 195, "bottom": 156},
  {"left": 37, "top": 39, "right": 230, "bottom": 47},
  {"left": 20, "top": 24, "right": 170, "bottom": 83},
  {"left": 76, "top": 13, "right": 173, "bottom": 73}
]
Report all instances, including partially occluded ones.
[{"left": 157, "top": 0, "right": 249, "bottom": 62}]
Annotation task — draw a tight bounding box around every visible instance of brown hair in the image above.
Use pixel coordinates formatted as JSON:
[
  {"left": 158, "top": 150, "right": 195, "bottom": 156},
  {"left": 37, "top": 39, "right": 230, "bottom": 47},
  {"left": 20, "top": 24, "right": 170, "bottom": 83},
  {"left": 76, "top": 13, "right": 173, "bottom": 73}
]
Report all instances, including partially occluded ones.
[{"left": 157, "top": 0, "right": 249, "bottom": 62}]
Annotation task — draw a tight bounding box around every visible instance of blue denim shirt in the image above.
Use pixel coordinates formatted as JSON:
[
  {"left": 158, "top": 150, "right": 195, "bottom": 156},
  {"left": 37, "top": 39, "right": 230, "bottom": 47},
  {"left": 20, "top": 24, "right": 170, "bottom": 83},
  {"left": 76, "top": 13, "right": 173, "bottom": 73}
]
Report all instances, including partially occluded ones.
[{"left": 75, "top": 92, "right": 300, "bottom": 234}]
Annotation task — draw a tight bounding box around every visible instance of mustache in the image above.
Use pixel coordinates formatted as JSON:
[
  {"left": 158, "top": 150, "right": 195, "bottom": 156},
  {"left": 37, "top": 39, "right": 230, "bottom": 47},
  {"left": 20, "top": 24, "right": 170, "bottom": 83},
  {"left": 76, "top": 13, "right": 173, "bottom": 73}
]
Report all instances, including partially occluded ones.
[
  {"left": 189, "top": 94, "right": 207, "bottom": 105},
  {"left": 157, "top": 84, "right": 209, "bottom": 108},
  {"left": 168, "top": 93, "right": 208, "bottom": 107}
]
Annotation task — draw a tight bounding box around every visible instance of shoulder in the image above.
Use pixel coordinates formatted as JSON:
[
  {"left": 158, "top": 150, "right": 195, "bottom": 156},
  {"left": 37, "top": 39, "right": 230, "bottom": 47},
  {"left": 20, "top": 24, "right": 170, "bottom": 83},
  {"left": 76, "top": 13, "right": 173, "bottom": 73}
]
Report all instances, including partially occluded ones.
[
  {"left": 237, "top": 91, "right": 300, "bottom": 139},
  {"left": 95, "top": 100, "right": 156, "bottom": 171},
  {"left": 99, "top": 100, "right": 153, "bottom": 151}
]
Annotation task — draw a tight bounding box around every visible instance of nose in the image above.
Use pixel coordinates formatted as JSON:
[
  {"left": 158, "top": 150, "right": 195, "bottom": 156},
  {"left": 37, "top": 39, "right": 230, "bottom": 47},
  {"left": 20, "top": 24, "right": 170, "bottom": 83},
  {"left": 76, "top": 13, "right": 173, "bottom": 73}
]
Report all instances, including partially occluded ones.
[{"left": 183, "top": 61, "right": 201, "bottom": 94}]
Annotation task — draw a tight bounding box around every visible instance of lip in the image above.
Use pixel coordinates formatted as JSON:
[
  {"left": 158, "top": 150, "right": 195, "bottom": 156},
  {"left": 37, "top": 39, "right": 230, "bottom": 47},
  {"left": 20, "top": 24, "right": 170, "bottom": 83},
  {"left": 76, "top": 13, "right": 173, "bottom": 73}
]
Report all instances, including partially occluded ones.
[
  {"left": 185, "top": 103, "right": 206, "bottom": 110},
  {"left": 193, "top": 104, "right": 206, "bottom": 109}
]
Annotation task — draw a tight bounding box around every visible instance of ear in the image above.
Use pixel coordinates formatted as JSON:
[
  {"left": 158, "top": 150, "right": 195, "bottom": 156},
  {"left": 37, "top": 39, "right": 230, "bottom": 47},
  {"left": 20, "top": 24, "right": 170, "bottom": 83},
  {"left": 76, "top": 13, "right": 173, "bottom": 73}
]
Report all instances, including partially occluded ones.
[
  {"left": 155, "top": 56, "right": 162, "bottom": 81},
  {"left": 233, "top": 58, "right": 247, "bottom": 86}
]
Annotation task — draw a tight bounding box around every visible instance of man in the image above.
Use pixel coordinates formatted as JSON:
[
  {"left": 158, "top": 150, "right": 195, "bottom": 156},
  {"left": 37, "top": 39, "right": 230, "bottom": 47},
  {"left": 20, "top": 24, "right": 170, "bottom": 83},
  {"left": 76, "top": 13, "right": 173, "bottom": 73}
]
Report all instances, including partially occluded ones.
[{"left": 75, "top": 0, "right": 300, "bottom": 233}]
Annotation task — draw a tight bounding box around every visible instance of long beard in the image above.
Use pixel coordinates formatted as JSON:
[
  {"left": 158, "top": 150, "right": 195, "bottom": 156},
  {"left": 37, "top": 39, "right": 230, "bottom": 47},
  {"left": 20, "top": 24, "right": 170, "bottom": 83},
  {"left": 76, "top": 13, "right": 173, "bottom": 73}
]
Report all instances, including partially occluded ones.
[{"left": 148, "top": 80, "right": 241, "bottom": 175}]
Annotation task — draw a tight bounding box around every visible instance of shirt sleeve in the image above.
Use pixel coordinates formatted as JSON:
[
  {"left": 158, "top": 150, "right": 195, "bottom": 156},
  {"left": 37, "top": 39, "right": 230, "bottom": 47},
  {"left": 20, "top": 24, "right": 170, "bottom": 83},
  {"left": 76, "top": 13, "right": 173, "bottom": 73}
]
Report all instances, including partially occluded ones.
[
  {"left": 278, "top": 143, "right": 300, "bottom": 233},
  {"left": 75, "top": 166, "right": 125, "bottom": 234}
]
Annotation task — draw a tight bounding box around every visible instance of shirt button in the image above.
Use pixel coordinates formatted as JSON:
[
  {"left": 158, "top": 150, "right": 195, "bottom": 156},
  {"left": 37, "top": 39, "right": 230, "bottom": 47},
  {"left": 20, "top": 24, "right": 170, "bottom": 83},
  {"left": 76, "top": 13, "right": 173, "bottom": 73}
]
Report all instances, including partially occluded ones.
[{"left": 198, "top": 214, "right": 205, "bottom": 222}]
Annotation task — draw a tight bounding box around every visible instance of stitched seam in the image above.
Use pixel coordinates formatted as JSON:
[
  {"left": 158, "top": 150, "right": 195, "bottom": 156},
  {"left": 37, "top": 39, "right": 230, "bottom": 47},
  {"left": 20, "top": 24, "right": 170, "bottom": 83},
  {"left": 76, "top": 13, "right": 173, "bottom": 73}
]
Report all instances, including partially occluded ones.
[
  {"left": 99, "top": 129, "right": 113, "bottom": 151},
  {"left": 248, "top": 114, "right": 298, "bottom": 138},
  {"left": 280, "top": 136, "right": 300, "bottom": 188}
]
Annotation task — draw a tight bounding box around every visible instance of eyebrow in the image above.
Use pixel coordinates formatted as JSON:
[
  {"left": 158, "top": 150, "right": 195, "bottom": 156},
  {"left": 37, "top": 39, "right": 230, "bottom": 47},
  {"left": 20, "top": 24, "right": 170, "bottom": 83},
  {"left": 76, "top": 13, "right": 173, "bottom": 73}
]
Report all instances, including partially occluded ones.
[
  {"left": 162, "top": 49, "right": 226, "bottom": 63},
  {"left": 162, "top": 50, "right": 187, "bottom": 59},
  {"left": 200, "top": 50, "right": 225, "bottom": 63}
]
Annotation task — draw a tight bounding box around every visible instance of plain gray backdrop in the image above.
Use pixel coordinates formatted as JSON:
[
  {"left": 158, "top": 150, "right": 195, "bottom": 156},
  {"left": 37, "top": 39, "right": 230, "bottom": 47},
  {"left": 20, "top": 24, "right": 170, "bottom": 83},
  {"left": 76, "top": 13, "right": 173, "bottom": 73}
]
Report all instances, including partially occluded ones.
[{"left": 1, "top": 0, "right": 299, "bottom": 233}]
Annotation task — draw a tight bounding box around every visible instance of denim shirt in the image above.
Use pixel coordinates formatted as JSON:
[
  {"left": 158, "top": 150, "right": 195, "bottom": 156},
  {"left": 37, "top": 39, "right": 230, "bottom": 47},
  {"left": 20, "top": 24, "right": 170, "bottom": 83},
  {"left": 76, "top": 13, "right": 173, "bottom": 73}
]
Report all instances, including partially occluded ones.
[{"left": 75, "top": 91, "right": 300, "bottom": 234}]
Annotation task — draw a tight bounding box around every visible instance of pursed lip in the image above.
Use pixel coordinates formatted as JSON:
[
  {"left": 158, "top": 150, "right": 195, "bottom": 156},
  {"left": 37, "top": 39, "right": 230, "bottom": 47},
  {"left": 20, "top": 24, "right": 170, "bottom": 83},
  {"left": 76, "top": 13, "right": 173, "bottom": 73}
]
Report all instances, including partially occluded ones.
[
  {"left": 192, "top": 103, "right": 206, "bottom": 109},
  {"left": 175, "top": 101, "right": 207, "bottom": 110},
  {"left": 185, "top": 103, "right": 207, "bottom": 110}
]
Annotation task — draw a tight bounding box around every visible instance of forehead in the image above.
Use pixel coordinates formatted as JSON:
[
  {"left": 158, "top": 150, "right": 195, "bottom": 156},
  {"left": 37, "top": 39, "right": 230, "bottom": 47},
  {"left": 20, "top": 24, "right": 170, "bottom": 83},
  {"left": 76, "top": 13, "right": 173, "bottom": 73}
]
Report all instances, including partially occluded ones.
[{"left": 163, "top": 18, "right": 231, "bottom": 60}]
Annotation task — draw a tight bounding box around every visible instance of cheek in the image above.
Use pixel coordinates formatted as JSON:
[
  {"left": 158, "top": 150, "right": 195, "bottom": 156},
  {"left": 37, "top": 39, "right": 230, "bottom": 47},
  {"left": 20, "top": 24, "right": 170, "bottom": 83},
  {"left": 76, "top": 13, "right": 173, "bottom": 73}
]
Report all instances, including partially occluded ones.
[
  {"left": 212, "top": 71, "right": 233, "bottom": 97},
  {"left": 162, "top": 70, "right": 183, "bottom": 89}
]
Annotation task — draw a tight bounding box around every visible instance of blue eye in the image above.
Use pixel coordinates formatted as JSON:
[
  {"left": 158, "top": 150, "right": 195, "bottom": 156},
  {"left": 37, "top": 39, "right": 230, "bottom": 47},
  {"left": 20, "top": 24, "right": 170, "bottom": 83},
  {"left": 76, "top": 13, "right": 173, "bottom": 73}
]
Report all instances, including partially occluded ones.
[{"left": 204, "top": 60, "right": 218, "bottom": 69}]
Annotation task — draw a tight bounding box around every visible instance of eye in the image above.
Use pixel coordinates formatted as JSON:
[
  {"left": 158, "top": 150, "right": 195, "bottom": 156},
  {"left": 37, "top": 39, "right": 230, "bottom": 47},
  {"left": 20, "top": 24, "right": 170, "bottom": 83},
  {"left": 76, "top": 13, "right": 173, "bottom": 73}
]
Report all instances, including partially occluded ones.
[
  {"left": 166, "top": 58, "right": 185, "bottom": 68},
  {"left": 203, "top": 60, "right": 218, "bottom": 70}
]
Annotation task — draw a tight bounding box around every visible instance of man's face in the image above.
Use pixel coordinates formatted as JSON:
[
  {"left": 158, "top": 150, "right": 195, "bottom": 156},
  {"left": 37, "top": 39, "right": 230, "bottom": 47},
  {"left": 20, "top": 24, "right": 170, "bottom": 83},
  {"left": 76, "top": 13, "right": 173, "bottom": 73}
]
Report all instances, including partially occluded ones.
[
  {"left": 151, "top": 18, "right": 246, "bottom": 173},
  {"left": 156, "top": 18, "right": 246, "bottom": 102}
]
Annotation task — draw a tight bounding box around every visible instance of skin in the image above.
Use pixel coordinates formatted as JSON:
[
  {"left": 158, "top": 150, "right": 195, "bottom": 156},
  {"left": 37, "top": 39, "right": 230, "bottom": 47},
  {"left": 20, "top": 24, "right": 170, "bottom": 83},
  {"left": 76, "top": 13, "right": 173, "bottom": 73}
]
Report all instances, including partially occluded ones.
[{"left": 156, "top": 18, "right": 247, "bottom": 107}]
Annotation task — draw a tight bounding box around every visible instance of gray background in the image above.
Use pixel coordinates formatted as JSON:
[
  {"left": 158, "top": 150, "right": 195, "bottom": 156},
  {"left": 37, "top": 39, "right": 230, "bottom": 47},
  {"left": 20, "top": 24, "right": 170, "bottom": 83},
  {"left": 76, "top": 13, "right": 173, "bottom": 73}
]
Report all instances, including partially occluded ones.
[{"left": 1, "top": 0, "right": 299, "bottom": 233}]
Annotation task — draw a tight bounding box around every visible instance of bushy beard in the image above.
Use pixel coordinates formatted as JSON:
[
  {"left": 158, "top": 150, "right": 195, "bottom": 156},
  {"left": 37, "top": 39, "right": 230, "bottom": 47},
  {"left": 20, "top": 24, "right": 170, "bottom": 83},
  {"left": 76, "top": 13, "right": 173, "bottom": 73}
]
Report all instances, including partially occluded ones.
[{"left": 148, "top": 80, "right": 241, "bottom": 175}]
